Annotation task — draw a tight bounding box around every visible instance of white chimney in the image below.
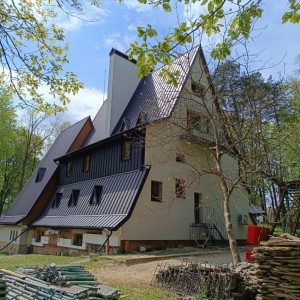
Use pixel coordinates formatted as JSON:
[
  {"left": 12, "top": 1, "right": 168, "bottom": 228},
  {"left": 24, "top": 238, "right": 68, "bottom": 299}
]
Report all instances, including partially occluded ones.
[{"left": 105, "top": 49, "right": 141, "bottom": 136}]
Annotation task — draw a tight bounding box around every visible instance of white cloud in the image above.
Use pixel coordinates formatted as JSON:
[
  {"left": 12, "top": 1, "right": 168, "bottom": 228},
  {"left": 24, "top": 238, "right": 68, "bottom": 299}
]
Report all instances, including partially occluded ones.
[
  {"left": 55, "top": 1, "right": 111, "bottom": 31},
  {"left": 103, "top": 32, "right": 126, "bottom": 52},
  {"left": 127, "top": 23, "right": 137, "bottom": 31},
  {"left": 60, "top": 86, "right": 105, "bottom": 123},
  {"left": 122, "top": 0, "right": 152, "bottom": 12}
]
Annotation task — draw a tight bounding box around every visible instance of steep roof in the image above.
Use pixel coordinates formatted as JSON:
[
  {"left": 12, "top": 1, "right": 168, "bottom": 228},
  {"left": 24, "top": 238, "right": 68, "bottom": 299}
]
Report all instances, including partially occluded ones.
[
  {"left": 112, "top": 46, "right": 200, "bottom": 134},
  {"left": 30, "top": 168, "right": 149, "bottom": 229},
  {"left": 83, "top": 100, "right": 108, "bottom": 146},
  {"left": 0, "top": 117, "right": 91, "bottom": 225}
]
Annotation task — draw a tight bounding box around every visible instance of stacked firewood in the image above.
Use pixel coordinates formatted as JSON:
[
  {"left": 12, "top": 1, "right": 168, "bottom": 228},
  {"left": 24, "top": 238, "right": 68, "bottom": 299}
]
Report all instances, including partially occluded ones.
[{"left": 253, "top": 233, "right": 300, "bottom": 300}]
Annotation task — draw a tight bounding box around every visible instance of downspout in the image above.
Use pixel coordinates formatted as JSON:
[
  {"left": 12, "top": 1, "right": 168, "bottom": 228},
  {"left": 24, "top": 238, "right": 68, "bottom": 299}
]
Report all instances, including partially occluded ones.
[
  {"left": 0, "top": 227, "right": 30, "bottom": 252},
  {"left": 98, "top": 228, "right": 112, "bottom": 254}
]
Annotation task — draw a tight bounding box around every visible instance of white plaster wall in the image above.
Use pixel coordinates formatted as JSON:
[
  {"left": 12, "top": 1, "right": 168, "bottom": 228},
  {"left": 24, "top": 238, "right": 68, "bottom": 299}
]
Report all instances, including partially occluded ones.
[
  {"left": 121, "top": 52, "right": 249, "bottom": 241},
  {"left": 0, "top": 226, "right": 22, "bottom": 244}
]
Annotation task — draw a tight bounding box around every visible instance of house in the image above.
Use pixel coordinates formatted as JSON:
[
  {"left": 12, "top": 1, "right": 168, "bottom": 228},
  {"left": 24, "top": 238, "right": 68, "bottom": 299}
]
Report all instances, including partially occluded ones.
[{"left": 0, "top": 46, "right": 249, "bottom": 255}]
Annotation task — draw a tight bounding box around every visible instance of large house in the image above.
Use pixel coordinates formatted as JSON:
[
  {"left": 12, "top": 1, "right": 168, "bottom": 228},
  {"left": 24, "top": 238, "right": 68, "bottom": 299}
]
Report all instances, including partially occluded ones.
[{"left": 0, "top": 46, "right": 249, "bottom": 255}]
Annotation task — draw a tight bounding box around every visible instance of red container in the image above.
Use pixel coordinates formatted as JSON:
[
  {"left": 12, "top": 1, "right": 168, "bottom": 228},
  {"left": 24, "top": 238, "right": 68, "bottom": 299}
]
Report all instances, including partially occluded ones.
[
  {"left": 246, "top": 248, "right": 256, "bottom": 263},
  {"left": 247, "top": 225, "right": 270, "bottom": 245}
]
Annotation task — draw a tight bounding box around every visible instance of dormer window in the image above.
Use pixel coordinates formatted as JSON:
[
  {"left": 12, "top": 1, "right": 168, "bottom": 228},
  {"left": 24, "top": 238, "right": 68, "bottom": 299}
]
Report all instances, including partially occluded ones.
[
  {"left": 68, "top": 189, "right": 80, "bottom": 206},
  {"left": 187, "top": 111, "right": 209, "bottom": 134},
  {"left": 52, "top": 192, "right": 62, "bottom": 208},
  {"left": 120, "top": 121, "right": 126, "bottom": 132},
  {"left": 66, "top": 161, "right": 72, "bottom": 177},
  {"left": 191, "top": 80, "right": 205, "bottom": 97},
  {"left": 136, "top": 111, "right": 147, "bottom": 126},
  {"left": 83, "top": 155, "right": 91, "bottom": 172},
  {"left": 122, "top": 140, "right": 131, "bottom": 160},
  {"left": 36, "top": 167, "right": 46, "bottom": 182},
  {"left": 90, "top": 185, "right": 103, "bottom": 204}
]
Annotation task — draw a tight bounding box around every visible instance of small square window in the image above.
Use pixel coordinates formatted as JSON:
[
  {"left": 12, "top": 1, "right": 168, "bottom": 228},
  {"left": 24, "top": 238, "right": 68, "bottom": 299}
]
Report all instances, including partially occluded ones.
[
  {"left": 175, "top": 153, "right": 185, "bottom": 163},
  {"left": 66, "top": 161, "right": 72, "bottom": 177},
  {"left": 73, "top": 233, "right": 83, "bottom": 246},
  {"left": 52, "top": 193, "right": 62, "bottom": 208},
  {"left": 83, "top": 155, "right": 91, "bottom": 172},
  {"left": 36, "top": 167, "right": 46, "bottom": 182},
  {"left": 90, "top": 185, "right": 103, "bottom": 205},
  {"left": 151, "top": 181, "right": 162, "bottom": 202},
  {"left": 175, "top": 178, "right": 186, "bottom": 198},
  {"left": 191, "top": 81, "right": 205, "bottom": 97},
  {"left": 68, "top": 189, "right": 80, "bottom": 206},
  {"left": 122, "top": 141, "right": 131, "bottom": 160}
]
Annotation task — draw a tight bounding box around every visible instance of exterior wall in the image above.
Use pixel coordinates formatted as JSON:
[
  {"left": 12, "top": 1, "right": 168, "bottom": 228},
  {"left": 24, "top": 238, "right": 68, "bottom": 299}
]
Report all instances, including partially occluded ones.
[
  {"left": 106, "top": 51, "right": 141, "bottom": 136},
  {"left": 31, "top": 228, "right": 121, "bottom": 255},
  {"left": 121, "top": 54, "right": 249, "bottom": 244},
  {"left": 59, "top": 135, "right": 145, "bottom": 185}
]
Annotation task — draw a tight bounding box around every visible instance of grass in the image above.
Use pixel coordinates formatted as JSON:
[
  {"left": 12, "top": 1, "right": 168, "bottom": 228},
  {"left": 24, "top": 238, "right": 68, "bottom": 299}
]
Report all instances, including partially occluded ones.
[{"left": 0, "top": 253, "right": 178, "bottom": 299}]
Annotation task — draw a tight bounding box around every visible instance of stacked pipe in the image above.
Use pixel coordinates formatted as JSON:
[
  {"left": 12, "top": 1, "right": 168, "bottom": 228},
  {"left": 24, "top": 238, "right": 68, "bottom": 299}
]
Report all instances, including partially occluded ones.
[
  {"left": 36, "top": 264, "right": 98, "bottom": 287},
  {"left": 1, "top": 270, "right": 121, "bottom": 299},
  {"left": 253, "top": 233, "right": 300, "bottom": 300},
  {"left": 0, "top": 273, "right": 6, "bottom": 300}
]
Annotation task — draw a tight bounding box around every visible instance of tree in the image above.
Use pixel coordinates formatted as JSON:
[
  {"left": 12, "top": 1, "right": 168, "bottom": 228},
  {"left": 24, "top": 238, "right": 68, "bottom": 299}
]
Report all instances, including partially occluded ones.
[
  {"left": 0, "top": 0, "right": 102, "bottom": 112},
  {"left": 123, "top": 0, "right": 300, "bottom": 76}
]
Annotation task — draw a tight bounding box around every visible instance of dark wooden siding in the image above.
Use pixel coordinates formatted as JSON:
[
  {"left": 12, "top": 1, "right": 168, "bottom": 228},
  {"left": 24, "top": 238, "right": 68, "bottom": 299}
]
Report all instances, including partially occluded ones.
[{"left": 59, "top": 135, "right": 145, "bottom": 185}]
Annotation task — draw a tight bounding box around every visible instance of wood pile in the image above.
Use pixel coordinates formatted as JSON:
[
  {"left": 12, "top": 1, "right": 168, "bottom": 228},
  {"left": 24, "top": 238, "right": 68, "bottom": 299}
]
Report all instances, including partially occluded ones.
[{"left": 253, "top": 233, "right": 300, "bottom": 300}]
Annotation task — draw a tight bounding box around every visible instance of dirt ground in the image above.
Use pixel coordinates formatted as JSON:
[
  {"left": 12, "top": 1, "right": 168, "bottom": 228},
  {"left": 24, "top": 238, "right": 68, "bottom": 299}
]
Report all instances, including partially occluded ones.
[{"left": 91, "top": 250, "right": 246, "bottom": 289}]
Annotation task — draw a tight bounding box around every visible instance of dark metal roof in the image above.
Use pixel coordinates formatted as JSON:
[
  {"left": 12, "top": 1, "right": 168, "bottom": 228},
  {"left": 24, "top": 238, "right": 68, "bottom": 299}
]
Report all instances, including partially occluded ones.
[
  {"left": 83, "top": 100, "right": 108, "bottom": 146},
  {"left": 0, "top": 117, "right": 91, "bottom": 225},
  {"left": 112, "top": 46, "right": 199, "bottom": 134},
  {"left": 30, "top": 168, "right": 149, "bottom": 230}
]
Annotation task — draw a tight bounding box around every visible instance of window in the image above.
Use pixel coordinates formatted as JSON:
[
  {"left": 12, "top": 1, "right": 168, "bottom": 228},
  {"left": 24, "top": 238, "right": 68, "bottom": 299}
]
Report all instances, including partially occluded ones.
[
  {"left": 73, "top": 233, "right": 83, "bottom": 246},
  {"left": 52, "top": 193, "right": 62, "bottom": 208},
  {"left": 191, "top": 80, "right": 205, "bottom": 97},
  {"left": 35, "top": 230, "right": 44, "bottom": 243},
  {"left": 36, "top": 167, "right": 46, "bottom": 182},
  {"left": 122, "top": 141, "right": 131, "bottom": 160},
  {"left": 136, "top": 111, "right": 147, "bottom": 126},
  {"left": 187, "top": 111, "right": 209, "bottom": 134},
  {"left": 83, "top": 155, "right": 91, "bottom": 172},
  {"left": 68, "top": 189, "right": 80, "bottom": 206},
  {"left": 151, "top": 181, "right": 162, "bottom": 202},
  {"left": 194, "top": 193, "right": 202, "bottom": 223},
  {"left": 90, "top": 185, "right": 103, "bottom": 204},
  {"left": 120, "top": 121, "right": 126, "bottom": 132},
  {"left": 175, "top": 178, "right": 186, "bottom": 198},
  {"left": 66, "top": 161, "right": 72, "bottom": 177},
  {"left": 175, "top": 153, "right": 185, "bottom": 163}
]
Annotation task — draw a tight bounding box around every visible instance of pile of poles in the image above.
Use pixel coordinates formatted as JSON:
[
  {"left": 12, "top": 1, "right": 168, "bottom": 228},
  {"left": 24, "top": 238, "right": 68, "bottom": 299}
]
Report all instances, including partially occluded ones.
[{"left": 253, "top": 233, "right": 300, "bottom": 300}]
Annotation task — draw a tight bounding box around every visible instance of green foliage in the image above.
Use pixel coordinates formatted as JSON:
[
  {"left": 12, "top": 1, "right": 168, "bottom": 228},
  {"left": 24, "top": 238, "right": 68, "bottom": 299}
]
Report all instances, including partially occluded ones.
[
  {"left": 119, "top": 0, "right": 300, "bottom": 76},
  {"left": 0, "top": 0, "right": 106, "bottom": 112}
]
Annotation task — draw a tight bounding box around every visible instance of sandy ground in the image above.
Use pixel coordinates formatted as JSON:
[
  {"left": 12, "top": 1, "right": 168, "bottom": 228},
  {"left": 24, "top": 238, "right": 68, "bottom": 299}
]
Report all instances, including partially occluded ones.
[{"left": 91, "top": 250, "right": 246, "bottom": 289}]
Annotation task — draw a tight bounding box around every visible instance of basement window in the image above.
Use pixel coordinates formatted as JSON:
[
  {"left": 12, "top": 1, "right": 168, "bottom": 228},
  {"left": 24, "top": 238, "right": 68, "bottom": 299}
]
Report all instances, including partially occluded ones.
[
  {"left": 175, "top": 178, "right": 186, "bottom": 199},
  {"left": 90, "top": 185, "right": 103, "bottom": 205},
  {"left": 73, "top": 233, "right": 83, "bottom": 246},
  {"left": 52, "top": 193, "right": 62, "bottom": 208},
  {"left": 151, "top": 181, "right": 162, "bottom": 202},
  {"left": 68, "top": 189, "right": 80, "bottom": 206},
  {"left": 36, "top": 167, "right": 46, "bottom": 182},
  {"left": 83, "top": 154, "right": 91, "bottom": 172}
]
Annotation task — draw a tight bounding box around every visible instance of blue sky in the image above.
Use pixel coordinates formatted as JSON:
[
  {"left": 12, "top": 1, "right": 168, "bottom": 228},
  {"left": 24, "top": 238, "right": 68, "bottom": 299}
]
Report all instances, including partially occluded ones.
[{"left": 54, "top": 0, "right": 300, "bottom": 123}]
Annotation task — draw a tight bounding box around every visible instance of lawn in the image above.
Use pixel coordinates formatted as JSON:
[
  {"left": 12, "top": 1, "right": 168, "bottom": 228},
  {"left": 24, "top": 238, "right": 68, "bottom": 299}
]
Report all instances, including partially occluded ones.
[{"left": 0, "top": 253, "right": 178, "bottom": 299}]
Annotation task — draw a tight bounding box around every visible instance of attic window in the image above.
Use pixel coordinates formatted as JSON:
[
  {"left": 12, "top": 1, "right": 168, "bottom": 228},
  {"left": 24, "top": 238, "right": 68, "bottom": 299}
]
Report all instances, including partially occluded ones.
[
  {"left": 191, "top": 80, "right": 205, "bottom": 97},
  {"left": 90, "top": 185, "right": 103, "bottom": 205},
  {"left": 175, "top": 153, "right": 185, "bottom": 163},
  {"left": 175, "top": 178, "right": 186, "bottom": 199},
  {"left": 83, "top": 154, "right": 91, "bottom": 172},
  {"left": 66, "top": 161, "right": 72, "bottom": 177},
  {"left": 36, "top": 167, "right": 46, "bottom": 182},
  {"left": 122, "top": 141, "right": 131, "bottom": 160},
  {"left": 52, "top": 193, "right": 62, "bottom": 208},
  {"left": 187, "top": 111, "right": 209, "bottom": 134},
  {"left": 136, "top": 111, "right": 147, "bottom": 126},
  {"left": 68, "top": 189, "right": 80, "bottom": 206}
]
